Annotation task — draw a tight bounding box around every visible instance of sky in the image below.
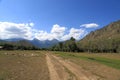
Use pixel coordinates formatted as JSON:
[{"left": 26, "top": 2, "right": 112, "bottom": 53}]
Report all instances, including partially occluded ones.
[{"left": 0, "top": 0, "right": 120, "bottom": 41}]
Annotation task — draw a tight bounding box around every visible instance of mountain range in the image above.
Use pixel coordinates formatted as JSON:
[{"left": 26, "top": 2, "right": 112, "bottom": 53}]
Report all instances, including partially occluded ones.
[
  {"left": 0, "top": 38, "right": 59, "bottom": 48},
  {"left": 30, "top": 38, "right": 59, "bottom": 48}
]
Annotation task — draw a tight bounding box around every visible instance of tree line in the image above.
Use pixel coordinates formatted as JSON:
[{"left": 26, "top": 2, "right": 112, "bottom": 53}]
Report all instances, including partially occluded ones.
[
  {"left": 0, "top": 40, "right": 40, "bottom": 50},
  {"left": 50, "top": 37, "right": 120, "bottom": 53},
  {"left": 0, "top": 37, "right": 119, "bottom": 53},
  {"left": 50, "top": 37, "right": 79, "bottom": 52}
]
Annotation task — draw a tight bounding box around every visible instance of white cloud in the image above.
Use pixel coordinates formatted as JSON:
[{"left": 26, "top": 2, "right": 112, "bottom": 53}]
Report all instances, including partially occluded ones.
[
  {"left": 35, "top": 31, "right": 55, "bottom": 41},
  {"left": 51, "top": 24, "right": 66, "bottom": 33},
  {"left": 80, "top": 23, "right": 99, "bottom": 28},
  {"left": 61, "top": 28, "right": 87, "bottom": 41},
  {"left": 0, "top": 22, "right": 89, "bottom": 41},
  {"left": 29, "top": 22, "right": 34, "bottom": 27},
  {"left": 51, "top": 24, "right": 66, "bottom": 40},
  {"left": 69, "top": 28, "right": 86, "bottom": 40},
  {"left": 0, "top": 22, "right": 34, "bottom": 40},
  {"left": 35, "top": 24, "right": 66, "bottom": 41},
  {"left": 35, "top": 25, "right": 87, "bottom": 41}
]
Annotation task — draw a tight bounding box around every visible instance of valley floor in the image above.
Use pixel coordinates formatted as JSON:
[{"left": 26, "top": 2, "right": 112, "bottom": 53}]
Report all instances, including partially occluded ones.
[{"left": 0, "top": 51, "right": 120, "bottom": 80}]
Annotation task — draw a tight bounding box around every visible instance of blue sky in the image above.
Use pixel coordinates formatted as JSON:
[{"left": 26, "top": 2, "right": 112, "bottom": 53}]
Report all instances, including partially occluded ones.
[{"left": 0, "top": 0, "right": 120, "bottom": 41}]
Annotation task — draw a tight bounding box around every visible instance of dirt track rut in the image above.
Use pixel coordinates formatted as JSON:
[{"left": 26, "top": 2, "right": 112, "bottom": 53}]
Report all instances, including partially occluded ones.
[
  {"left": 46, "top": 54, "right": 60, "bottom": 80},
  {"left": 46, "top": 53, "right": 98, "bottom": 80}
]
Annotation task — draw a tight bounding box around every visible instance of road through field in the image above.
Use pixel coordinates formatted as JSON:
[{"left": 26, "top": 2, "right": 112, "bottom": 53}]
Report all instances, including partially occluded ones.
[
  {"left": 46, "top": 53, "right": 98, "bottom": 80},
  {"left": 46, "top": 54, "right": 60, "bottom": 80},
  {"left": 1, "top": 51, "right": 120, "bottom": 80}
]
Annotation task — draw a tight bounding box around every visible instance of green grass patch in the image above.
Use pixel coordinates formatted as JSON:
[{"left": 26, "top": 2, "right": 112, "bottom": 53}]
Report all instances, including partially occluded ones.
[
  {"left": 0, "top": 71, "right": 9, "bottom": 80},
  {"left": 54, "top": 52, "right": 120, "bottom": 69}
]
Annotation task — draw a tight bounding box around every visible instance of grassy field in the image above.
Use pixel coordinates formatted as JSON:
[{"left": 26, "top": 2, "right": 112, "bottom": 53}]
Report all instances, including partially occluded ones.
[
  {"left": 53, "top": 51, "right": 120, "bottom": 80},
  {"left": 53, "top": 52, "right": 120, "bottom": 69},
  {"left": 0, "top": 51, "right": 120, "bottom": 80}
]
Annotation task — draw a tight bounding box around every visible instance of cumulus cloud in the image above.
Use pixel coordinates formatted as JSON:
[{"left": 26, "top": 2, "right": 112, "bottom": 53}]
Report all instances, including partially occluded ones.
[
  {"left": 51, "top": 24, "right": 66, "bottom": 40},
  {"left": 0, "top": 22, "right": 88, "bottom": 41},
  {"left": 35, "top": 24, "right": 66, "bottom": 41},
  {"left": 80, "top": 23, "right": 99, "bottom": 28},
  {"left": 35, "top": 31, "right": 53, "bottom": 41},
  {"left": 69, "top": 28, "right": 86, "bottom": 39},
  {"left": 61, "top": 28, "right": 87, "bottom": 41},
  {"left": 51, "top": 24, "right": 66, "bottom": 33},
  {"left": 0, "top": 22, "right": 34, "bottom": 40},
  {"left": 35, "top": 25, "right": 87, "bottom": 41}
]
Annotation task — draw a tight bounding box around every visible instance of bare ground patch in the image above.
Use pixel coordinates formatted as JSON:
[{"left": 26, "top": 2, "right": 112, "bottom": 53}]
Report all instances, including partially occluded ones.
[
  {"left": 46, "top": 54, "right": 60, "bottom": 80},
  {"left": 46, "top": 52, "right": 99, "bottom": 80},
  {"left": 46, "top": 53, "right": 76, "bottom": 80},
  {"left": 0, "top": 51, "right": 49, "bottom": 80},
  {"left": 52, "top": 55, "right": 99, "bottom": 80}
]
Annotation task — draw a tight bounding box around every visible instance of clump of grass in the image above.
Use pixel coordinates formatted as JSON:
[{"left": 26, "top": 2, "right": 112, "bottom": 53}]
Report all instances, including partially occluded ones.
[{"left": 0, "top": 71, "right": 9, "bottom": 80}]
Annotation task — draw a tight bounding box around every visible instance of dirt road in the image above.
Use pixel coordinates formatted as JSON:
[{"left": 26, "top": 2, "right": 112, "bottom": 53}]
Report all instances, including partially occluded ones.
[
  {"left": 46, "top": 53, "right": 99, "bottom": 80},
  {"left": 46, "top": 54, "right": 60, "bottom": 80}
]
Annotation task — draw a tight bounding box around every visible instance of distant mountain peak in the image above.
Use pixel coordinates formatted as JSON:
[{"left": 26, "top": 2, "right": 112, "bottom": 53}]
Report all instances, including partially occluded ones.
[{"left": 30, "top": 38, "right": 59, "bottom": 48}]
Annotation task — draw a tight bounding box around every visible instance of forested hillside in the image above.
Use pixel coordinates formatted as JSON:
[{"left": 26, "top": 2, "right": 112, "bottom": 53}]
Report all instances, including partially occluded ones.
[
  {"left": 77, "top": 20, "right": 120, "bottom": 53},
  {"left": 0, "top": 40, "right": 39, "bottom": 50}
]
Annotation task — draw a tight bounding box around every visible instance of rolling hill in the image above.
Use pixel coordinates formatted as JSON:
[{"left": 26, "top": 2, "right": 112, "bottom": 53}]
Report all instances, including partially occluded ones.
[{"left": 77, "top": 20, "right": 120, "bottom": 53}]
